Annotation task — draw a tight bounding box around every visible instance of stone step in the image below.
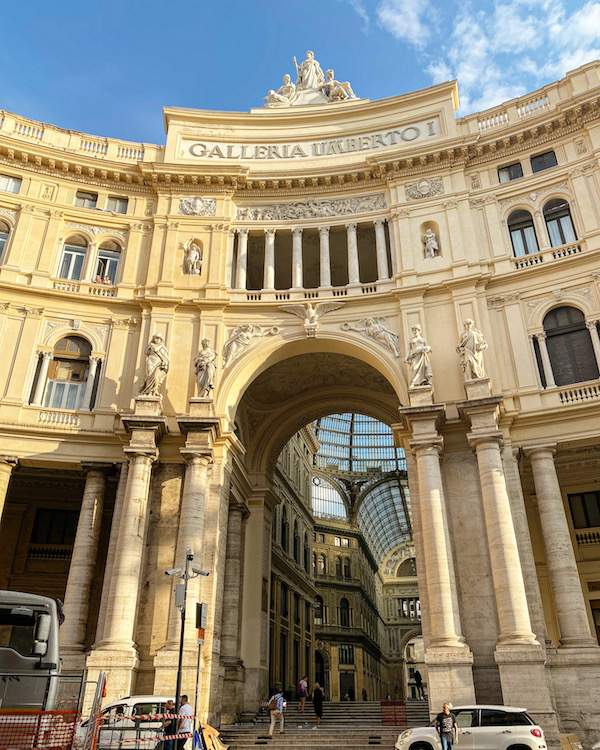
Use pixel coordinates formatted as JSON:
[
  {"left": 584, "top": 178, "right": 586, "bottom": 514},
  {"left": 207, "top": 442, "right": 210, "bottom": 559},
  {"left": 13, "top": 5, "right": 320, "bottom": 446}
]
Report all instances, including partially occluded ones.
[{"left": 219, "top": 728, "right": 402, "bottom": 750}]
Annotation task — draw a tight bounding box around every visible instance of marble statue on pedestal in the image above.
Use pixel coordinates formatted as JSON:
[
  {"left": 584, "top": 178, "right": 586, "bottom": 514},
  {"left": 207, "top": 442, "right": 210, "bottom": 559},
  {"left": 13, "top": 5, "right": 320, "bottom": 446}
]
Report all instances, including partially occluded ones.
[
  {"left": 294, "top": 50, "right": 325, "bottom": 90},
  {"left": 184, "top": 240, "right": 202, "bottom": 275},
  {"left": 323, "top": 69, "right": 357, "bottom": 101},
  {"left": 404, "top": 324, "right": 433, "bottom": 387},
  {"left": 264, "top": 74, "right": 297, "bottom": 107},
  {"left": 139, "top": 334, "right": 169, "bottom": 396},
  {"left": 456, "top": 319, "right": 488, "bottom": 379},
  {"left": 423, "top": 229, "right": 440, "bottom": 258},
  {"left": 194, "top": 339, "right": 217, "bottom": 397},
  {"left": 279, "top": 301, "right": 344, "bottom": 337}
]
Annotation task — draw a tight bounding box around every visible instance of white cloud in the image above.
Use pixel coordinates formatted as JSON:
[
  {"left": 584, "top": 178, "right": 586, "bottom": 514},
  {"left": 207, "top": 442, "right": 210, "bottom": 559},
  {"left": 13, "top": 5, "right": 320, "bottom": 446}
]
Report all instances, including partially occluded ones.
[
  {"left": 346, "top": 0, "right": 370, "bottom": 31},
  {"left": 376, "top": 0, "right": 435, "bottom": 48}
]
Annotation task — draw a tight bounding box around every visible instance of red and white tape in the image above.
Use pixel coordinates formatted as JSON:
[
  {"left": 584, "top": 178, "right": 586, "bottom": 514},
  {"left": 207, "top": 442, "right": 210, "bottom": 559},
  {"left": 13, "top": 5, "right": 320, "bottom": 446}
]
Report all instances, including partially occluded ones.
[{"left": 98, "top": 731, "right": 194, "bottom": 745}]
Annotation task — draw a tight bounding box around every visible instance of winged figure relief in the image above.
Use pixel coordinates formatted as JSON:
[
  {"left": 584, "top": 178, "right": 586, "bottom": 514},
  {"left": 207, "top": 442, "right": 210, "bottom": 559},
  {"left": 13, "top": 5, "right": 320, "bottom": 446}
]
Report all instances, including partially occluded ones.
[{"left": 278, "top": 301, "right": 345, "bottom": 333}]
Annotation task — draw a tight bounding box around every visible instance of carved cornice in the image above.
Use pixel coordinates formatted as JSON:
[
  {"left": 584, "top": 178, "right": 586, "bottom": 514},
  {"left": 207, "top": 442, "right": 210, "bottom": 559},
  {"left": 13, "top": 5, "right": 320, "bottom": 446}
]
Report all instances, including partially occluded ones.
[
  {"left": 65, "top": 222, "right": 128, "bottom": 239},
  {"left": 236, "top": 194, "right": 386, "bottom": 221},
  {"left": 487, "top": 293, "right": 521, "bottom": 309}
]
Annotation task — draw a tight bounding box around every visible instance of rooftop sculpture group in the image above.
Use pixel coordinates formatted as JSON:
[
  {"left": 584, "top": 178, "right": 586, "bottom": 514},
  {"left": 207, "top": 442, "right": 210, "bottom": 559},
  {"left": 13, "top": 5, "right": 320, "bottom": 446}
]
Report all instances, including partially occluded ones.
[{"left": 264, "top": 50, "right": 357, "bottom": 108}]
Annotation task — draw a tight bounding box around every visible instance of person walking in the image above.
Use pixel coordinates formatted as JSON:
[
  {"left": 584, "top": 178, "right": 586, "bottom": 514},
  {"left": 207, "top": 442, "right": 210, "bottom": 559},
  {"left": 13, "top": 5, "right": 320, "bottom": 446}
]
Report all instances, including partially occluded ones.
[
  {"left": 298, "top": 675, "right": 308, "bottom": 713},
  {"left": 414, "top": 670, "right": 425, "bottom": 700},
  {"left": 267, "top": 690, "right": 285, "bottom": 739},
  {"left": 435, "top": 703, "right": 458, "bottom": 750},
  {"left": 177, "top": 695, "right": 193, "bottom": 750},
  {"left": 311, "top": 683, "right": 324, "bottom": 725},
  {"left": 162, "top": 699, "right": 176, "bottom": 750}
]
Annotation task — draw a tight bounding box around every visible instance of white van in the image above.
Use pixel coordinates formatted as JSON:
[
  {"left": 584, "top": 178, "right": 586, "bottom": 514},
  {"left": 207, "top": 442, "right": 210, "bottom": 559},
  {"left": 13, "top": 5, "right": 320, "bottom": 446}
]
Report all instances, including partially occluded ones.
[{"left": 78, "top": 695, "right": 174, "bottom": 750}]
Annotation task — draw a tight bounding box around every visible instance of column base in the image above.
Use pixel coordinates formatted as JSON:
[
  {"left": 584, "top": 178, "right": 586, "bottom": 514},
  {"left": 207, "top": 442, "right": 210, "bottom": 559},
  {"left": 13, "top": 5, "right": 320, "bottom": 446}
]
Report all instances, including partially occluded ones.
[
  {"left": 558, "top": 635, "right": 599, "bottom": 649},
  {"left": 424, "top": 647, "right": 475, "bottom": 711},
  {"left": 242, "top": 665, "right": 269, "bottom": 718},
  {"left": 85, "top": 647, "right": 140, "bottom": 708},
  {"left": 153, "top": 646, "right": 202, "bottom": 703},
  {"left": 221, "top": 657, "right": 246, "bottom": 724}
]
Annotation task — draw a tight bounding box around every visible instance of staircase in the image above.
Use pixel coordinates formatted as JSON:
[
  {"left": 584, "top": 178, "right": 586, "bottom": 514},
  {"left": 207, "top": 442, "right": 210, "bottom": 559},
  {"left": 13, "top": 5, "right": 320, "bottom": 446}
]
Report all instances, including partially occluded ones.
[{"left": 220, "top": 700, "right": 431, "bottom": 750}]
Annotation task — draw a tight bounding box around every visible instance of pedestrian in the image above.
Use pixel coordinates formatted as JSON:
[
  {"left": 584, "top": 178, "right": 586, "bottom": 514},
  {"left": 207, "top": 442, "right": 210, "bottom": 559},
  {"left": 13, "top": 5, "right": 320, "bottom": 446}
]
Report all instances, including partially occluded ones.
[
  {"left": 348, "top": 686, "right": 355, "bottom": 702},
  {"left": 361, "top": 688, "right": 367, "bottom": 701},
  {"left": 311, "top": 683, "right": 324, "bottom": 725},
  {"left": 298, "top": 675, "right": 308, "bottom": 712},
  {"left": 162, "top": 699, "right": 176, "bottom": 750},
  {"left": 177, "top": 695, "right": 193, "bottom": 750},
  {"left": 267, "top": 690, "right": 285, "bottom": 739},
  {"left": 414, "top": 670, "right": 425, "bottom": 700},
  {"left": 435, "top": 703, "right": 458, "bottom": 750}
]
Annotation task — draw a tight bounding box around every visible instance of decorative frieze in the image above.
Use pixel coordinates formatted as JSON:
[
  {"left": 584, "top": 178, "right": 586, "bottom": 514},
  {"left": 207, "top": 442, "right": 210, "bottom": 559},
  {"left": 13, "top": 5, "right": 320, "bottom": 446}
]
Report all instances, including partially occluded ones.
[
  {"left": 404, "top": 177, "right": 444, "bottom": 201},
  {"left": 222, "top": 324, "right": 279, "bottom": 368},
  {"left": 0, "top": 207, "right": 17, "bottom": 220},
  {"left": 487, "top": 293, "right": 520, "bottom": 309},
  {"left": 235, "top": 194, "right": 386, "bottom": 221},
  {"left": 499, "top": 182, "right": 569, "bottom": 209},
  {"left": 65, "top": 222, "right": 128, "bottom": 239},
  {"left": 178, "top": 197, "right": 217, "bottom": 216}
]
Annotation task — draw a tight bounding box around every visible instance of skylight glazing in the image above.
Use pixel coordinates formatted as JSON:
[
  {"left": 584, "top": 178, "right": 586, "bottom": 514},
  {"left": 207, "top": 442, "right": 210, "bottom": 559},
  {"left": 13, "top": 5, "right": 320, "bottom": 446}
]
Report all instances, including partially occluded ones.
[
  {"left": 312, "top": 476, "right": 348, "bottom": 519},
  {"left": 357, "top": 478, "right": 412, "bottom": 562}
]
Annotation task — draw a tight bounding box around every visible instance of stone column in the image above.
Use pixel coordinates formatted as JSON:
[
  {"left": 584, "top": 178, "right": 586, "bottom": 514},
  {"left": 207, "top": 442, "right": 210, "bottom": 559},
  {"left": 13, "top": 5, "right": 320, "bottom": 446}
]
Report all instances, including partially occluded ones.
[
  {"left": 221, "top": 500, "right": 249, "bottom": 723},
  {"left": 225, "top": 229, "right": 236, "bottom": 288},
  {"left": 318, "top": 226, "right": 331, "bottom": 288},
  {"left": 525, "top": 445, "right": 598, "bottom": 648},
  {"left": 291, "top": 228, "right": 303, "bottom": 289},
  {"left": 60, "top": 466, "right": 108, "bottom": 666},
  {"left": 236, "top": 228, "right": 249, "bottom": 290},
  {"left": 31, "top": 351, "right": 53, "bottom": 406},
  {"left": 534, "top": 332, "right": 556, "bottom": 387},
  {"left": 0, "top": 456, "right": 17, "bottom": 523},
  {"left": 585, "top": 320, "right": 600, "bottom": 372},
  {"left": 263, "top": 228, "right": 276, "bottom": 290},
  {"left": 86, "top": 396, "right": 166, "bottom": 703},
  {"left": 346, "top": 222, "right": 360, "bottom": 285},
  {"left": 373, "top": 219, "right": 389, "bottom": 280},
  {"left": 83, "top": 356, "right": 101, "bottom": 411}
]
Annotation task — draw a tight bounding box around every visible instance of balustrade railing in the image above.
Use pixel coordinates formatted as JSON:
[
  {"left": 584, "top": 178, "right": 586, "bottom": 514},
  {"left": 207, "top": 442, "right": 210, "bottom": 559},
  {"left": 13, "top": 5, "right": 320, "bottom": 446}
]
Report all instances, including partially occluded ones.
[
  {"left": 513, "top": 240, "right": 586, "bottom": 270},
  {"left": 559, "top": 382, "right": 600, "bottom": 405},
  {"left": 575, "top": 529, "right": 600, "bottom": 545},
  {"left": 28, "top": 544, "right": 73, "bottom": 561},
  {"left": 38, "top": 410, "right": 80, "bottom": 427}
]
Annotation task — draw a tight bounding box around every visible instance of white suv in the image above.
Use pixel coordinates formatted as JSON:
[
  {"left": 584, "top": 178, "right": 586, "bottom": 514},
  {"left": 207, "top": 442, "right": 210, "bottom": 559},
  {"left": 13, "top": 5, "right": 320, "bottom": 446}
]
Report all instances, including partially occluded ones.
[{"left": 395, "top": 705, "right": 546, "bottom": 750}]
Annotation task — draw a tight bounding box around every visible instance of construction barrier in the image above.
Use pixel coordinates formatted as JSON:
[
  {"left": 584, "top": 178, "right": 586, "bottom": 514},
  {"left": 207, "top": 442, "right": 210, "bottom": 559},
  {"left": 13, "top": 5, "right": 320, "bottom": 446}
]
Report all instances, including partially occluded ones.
[
  {"left": 381, "top": 699, "right": 407, "bottom": 726},
  {"left": 0, "top": 709, "right": 79, "bottom": 750}
]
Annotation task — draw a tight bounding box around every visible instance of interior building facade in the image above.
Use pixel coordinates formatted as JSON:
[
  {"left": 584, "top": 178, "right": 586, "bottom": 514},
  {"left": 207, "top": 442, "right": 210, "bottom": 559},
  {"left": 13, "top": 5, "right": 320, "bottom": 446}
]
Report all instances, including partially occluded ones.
[{"left": 0, "top": 58, "right": 600, "bottom": 748}]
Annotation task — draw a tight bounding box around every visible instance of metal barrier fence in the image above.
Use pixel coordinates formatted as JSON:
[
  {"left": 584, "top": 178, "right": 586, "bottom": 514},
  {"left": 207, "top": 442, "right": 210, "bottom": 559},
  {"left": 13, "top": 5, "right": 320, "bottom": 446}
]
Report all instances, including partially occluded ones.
[{"left": 0, "top": 709, "right": 79, "bottom": 749}]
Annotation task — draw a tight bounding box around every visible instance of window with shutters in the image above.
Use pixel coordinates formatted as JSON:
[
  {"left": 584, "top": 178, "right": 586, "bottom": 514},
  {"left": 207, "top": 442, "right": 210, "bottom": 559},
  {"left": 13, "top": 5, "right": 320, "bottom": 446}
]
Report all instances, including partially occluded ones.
[
  {"left": 543, "top": 306, "right": 599, "bottom": 385},
  {"left": 543, "top": 199, "right": 577, "bottom": 247},
  {"left": 568, "top": 491, "right": 600, "bottom": 529},
  {"left": 508, "top": 210, "right": 539, "bottom": 256}
]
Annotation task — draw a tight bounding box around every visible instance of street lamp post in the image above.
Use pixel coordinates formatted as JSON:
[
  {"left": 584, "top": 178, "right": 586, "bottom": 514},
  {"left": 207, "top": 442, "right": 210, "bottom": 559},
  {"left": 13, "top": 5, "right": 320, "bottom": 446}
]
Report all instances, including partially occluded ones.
[{"left": 165, "top": 547, "right": 209, "bottom": 711}]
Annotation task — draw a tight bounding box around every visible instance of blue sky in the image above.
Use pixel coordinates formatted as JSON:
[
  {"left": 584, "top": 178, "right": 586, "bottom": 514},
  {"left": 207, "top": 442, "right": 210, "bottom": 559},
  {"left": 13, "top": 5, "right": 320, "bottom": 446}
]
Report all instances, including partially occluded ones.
[{"left": 1, "top": 0, "right": 599, "bottom": 144}]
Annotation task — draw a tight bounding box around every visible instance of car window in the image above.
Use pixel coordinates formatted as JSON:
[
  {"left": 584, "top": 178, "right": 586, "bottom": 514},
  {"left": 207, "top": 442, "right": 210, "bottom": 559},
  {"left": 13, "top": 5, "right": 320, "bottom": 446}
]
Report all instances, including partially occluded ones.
[
  {"left": 511, "top": 712, "right": 534, "bottom": 726},
  {"left": 454, "top": 710, "right": 477, "bottom": 728},
  {"left": 480, "top": 710, "right": 514, "bottom": 726},
  {"left": 102, "top": 704, "right": 127, "bottom": 722},
  {"left": 133, "top": 702, "right": 162, "bottom": 725}
]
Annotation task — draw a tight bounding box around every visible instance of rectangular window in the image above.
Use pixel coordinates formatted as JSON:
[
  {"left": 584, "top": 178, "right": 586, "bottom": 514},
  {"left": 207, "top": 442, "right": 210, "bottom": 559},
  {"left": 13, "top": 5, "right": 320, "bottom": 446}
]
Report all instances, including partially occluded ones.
[
  {"left": 305, "top": 602, "right": 311, "bottom": 631},
  {"left": 31, "top": 508, "right": 79, "bottom": 545},
  {"left": 531, "top": 151, "right": 558, "bottom": 173},
  {"left": 74, "top": 190, "right": 98, "bottom": 209},
  {"left": 334, "top": 537, "right": 341, "bottom": 546},
  {"left": 338, "top": 644, "right": 354, "bottom": 664},
  {"left": 318, "top": 533, "right": 325, "bottom": 543},
  {"left": 59, "top": 245, "right": 86, "bottom": 280},
  {"left": 106, "top": 196, "right": 128, "bottom": 214},
  {"left": 498, "top": 162, "right": 524, "bottom": 183},
  {"left": 0, "top": 174, "right": 22, "bottom": 194},
  {"left": 341, "top": 538, "right": 350, "bottom": 547},
  {"left": 568, "top": 491, "right": 600, "bottom": 529},
  {"left": 294, "top": 593, "right": 300, "bottom": 624},
  {"left": 44, "top": 380, "right": 86, "bottom": 410},
  {"left": 95, "top": 249, "right": 120, "bottom": 284}
]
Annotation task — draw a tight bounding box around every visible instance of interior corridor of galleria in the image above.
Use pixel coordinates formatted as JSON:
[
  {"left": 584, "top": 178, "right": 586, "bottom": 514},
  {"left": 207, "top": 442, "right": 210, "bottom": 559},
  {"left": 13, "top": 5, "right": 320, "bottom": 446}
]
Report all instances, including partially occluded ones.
[{"left": 1, "top": 54, "right": 600, "bottom": 748}]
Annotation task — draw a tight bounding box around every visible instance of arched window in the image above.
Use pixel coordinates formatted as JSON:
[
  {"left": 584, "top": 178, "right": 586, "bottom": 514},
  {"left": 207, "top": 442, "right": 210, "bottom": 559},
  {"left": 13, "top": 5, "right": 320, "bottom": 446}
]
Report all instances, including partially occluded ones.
[
  {"left": 314, "top": 596, "right": 324, "bottom": 625},
  {"left": 280, "top": 582, "right": 288, "bottom": 617},
  {"left": 343, "top": 557, "right": 351, "bottom": 578},
  {"left": 543, "top": 199, "right": 577, "bottom": 247},
  {"left": 335, "top": 556, "right": 342, "bottom": 577},
  {"left": 293, "top": 520, "right": 300, "bottom": 563},
  {"left": 303, "top": 533, "right": 310, "bottom": 573},
  {"left": 508, "top": 210, "right": 539, "bottom": 257},
  {"left": 0, "top": 221, "right": 11, "bottom": 263},
  {"left": 543, "top": 307, "right": 599, "bottom": 385},
  {"left": 44, "top": 336, "right": 92, "bottom": 410},
  {"left": 281, "top": 506, "right": 288, "bottom": 553},
  {"left": 339, "top": 597, "right": 350, "bottom": 627},
  {"left": 94, "top": 240, "right": 121, "bottom": 285},
  {"left": 312, "top": 552, "right": 317, "bottom": 574},
  {"left": 397, "top": 557, "right": 417, "bottom": 577},
  {"left": 317, "top": 553, "right": 326, "bottom": 576},
  {"left": 59, "top": 235, "right": 88, "bottom": 281}
]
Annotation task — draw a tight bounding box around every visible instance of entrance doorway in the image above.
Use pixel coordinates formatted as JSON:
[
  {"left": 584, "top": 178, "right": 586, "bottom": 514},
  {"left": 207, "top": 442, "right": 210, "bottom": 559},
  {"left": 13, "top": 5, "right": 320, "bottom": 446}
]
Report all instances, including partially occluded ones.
[{"left": 339, "top": 672, "right": 356, "bottom": 701}]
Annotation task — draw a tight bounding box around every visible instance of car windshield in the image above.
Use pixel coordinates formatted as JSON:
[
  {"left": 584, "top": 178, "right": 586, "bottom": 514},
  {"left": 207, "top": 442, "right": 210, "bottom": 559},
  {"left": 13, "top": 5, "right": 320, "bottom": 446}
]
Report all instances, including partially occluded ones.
[{"left": 0, "top": 606, "right": 40, "bottom": 657}]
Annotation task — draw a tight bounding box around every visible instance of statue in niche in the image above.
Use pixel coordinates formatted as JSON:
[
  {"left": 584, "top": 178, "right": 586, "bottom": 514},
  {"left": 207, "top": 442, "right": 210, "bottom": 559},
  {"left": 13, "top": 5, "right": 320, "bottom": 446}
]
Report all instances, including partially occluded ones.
[
  {"left": 184, "top": 240, "right": 202, "bottom": 275},
  {"left": 456, "top": 319, "right": 488, "bottom": 380},
  {"left": 194, "top": 339, "right": 217, "bottom": 398},
  {"left": 264, "top": 74, "right": 297, "bottom": 107},
  {"left": 322, "top": 69, "right": 357, "bottom": 101},
  {"left": 279, "top": 301, "right": 344, "bottom": 337},
  {"left": 138, "top": 333, "right": 169, "bottom": 396},
  {"left": 404, "top": 324, "right": 433, "bottom": 387},
  {"left": 222, "top": 325, "right": 258, "bottom": 368},
  {"left": 423, "top": 229, "right": 440, "bottom": 259},
  {"left": 293, "top": 50, "right": 325, "bottom": 90},
  {"left": 342, "top": 317, "right": 401, "bottom": 357}
]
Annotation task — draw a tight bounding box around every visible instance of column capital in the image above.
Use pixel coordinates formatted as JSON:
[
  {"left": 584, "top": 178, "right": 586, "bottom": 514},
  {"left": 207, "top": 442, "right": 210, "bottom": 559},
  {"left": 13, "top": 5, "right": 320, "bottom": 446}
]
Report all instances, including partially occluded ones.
[
  {"left": 318, "top": 226, "right": 330, "bottom": 236},
  {"left": 89, "top": 355, "right": 102, "bottom": 365},
  {"left": 373, "top": 218, "right": 386, "bottom": 228},
  {"left": 345, "top": 222, "right": 357, "bottom": 231},
  {"left": 237, "top": 227, "right": 249, "bottom": 236},
  {"left": 81, "top": 462, "right": 113, "bottom": 474},
  {"left": 522, "top": 443, "right": 557, "bottom": 459},
  {"left": 123, "top": 448, "right": 158, "bottom": 463},
  {"left": 229, "top": 498, "right": 250, "bottom": 519},
  {"left": 408, "top": 437, "right": 443, "bottom": 458},
  {"left": 292, "top": 227, "right": 303, "bottom": 237},
  {"left": 40, "top": 349, "right": 54, "bottom": 361},
  {"left": 467, "top": 432, "right": 504, "bottom": 450},
  {"left": 264, "top": 227, "right": 276, "bottom": 237},
  {"left": 180, "top": 448, "right": 213, "bottom": 467},
  {"left": 535, "top": 331, "right": 547, "bottom": 341},
  {"left": 585, "top": 320, "right": 599, "bottom": 330},
  {"left": 0, "top": 456, "right": 18, "bottom": 469}
]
